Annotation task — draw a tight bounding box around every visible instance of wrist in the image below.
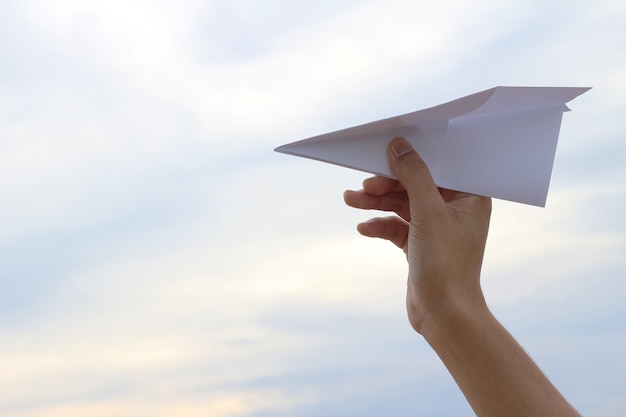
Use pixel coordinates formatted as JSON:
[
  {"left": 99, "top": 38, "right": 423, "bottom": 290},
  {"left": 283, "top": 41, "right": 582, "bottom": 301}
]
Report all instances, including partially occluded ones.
[{"left": 416, "top": 290, "right": 492, "bottom": 343}]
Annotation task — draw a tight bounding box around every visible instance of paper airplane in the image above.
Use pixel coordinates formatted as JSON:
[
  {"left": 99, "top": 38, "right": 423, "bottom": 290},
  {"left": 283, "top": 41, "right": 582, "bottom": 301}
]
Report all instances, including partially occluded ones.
[{"left": 275, "top": 86, "right": 590, "bottom": 207}]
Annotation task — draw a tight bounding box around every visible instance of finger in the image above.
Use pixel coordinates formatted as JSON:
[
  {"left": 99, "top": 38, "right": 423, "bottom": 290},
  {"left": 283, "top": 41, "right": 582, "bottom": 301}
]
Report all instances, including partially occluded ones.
[
  {"left": 343, "top": 190, "right": 411, "bottom": 221},
  {"left": 356, "top": 216, "right": 409, "bottom": 250},
  {"left": 388, "top": 137, "right": 442, "bottom": 216},
  {"left": 362, "top": 175, "right": 404, "bottom": 195}
]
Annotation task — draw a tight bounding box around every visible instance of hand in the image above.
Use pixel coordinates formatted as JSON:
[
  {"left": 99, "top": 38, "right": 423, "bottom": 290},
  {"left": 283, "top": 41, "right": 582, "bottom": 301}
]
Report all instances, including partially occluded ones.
[
  {"left": 345, "top": 138, "right": 582, "bottom": 417},
  {"left": 344, "top": 137, "right": 492, "bottom": 334}
]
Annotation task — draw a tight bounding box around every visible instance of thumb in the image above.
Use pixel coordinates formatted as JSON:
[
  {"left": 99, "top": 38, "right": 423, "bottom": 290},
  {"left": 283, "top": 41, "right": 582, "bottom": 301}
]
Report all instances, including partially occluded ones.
[{"left": 388, "top": 137, "right": 441, "bottom": 213}]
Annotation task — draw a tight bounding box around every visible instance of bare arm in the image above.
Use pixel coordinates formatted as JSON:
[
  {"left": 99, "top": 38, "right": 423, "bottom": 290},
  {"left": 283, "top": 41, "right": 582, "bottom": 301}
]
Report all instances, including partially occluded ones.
[{"left": 344, "top": 137, "right": 581, "bottom": 417}]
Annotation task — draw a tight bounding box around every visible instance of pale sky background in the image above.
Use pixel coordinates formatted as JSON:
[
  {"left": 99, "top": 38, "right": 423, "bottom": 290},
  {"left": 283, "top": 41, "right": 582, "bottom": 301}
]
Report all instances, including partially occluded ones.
[{"left": 1, "top": 0, "right": 625, "bottom": 416}]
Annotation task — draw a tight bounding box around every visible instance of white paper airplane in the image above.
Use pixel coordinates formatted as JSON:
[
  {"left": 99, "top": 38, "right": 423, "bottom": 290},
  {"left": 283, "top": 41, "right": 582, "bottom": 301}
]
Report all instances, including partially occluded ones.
[{"left": 275, "top": 86, "right": 590, "bottom": 207}]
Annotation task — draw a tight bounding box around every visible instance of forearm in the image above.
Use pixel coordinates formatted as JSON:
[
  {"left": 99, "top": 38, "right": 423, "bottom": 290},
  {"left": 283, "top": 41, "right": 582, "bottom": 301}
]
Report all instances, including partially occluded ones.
[{"left": 421, "top": 304, "right": 581, "bottom": 417}]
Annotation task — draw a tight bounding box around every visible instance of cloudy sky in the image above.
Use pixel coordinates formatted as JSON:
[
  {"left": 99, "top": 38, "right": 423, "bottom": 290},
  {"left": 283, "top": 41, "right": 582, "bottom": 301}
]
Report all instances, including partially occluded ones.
[{"left": 1, "top": 0, "right": 625, "bottom": 416}]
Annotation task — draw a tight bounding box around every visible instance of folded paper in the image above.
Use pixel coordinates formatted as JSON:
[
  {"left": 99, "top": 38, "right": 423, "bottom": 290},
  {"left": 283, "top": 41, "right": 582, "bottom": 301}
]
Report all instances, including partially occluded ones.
[{"left": 275, "top": 86, "right": 590, "bottom": 207}]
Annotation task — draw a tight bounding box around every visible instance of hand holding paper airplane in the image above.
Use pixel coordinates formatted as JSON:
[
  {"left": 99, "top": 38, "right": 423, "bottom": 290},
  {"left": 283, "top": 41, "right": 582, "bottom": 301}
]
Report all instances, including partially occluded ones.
[{"left": 275, "top": 86, "right": 590, "bottom": 207}]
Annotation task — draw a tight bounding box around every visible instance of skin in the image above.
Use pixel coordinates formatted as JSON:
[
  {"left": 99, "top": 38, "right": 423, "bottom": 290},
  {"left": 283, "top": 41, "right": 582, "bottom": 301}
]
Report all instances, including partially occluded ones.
[{"left": 343, "top": 137, "right": 581, "bottom": 417}]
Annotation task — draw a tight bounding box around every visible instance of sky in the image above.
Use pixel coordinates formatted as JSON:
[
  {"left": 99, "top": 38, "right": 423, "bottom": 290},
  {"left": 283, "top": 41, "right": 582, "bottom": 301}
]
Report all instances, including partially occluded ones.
[{"left": 1, "top": 0, "right": 625, "bottom": 416}]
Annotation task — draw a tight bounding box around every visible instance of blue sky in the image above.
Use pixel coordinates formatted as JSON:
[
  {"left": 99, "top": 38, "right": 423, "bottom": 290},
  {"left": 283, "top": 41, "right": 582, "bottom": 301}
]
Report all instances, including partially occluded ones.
[{"left": 1, "top": 0, "right": 625, "bottom": 416}]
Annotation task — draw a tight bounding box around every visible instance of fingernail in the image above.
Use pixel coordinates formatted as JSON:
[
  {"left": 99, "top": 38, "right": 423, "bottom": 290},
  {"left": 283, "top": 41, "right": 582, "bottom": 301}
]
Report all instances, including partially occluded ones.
[{"left": 390, "top": 137, "right": 413, "bottom": 158}]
